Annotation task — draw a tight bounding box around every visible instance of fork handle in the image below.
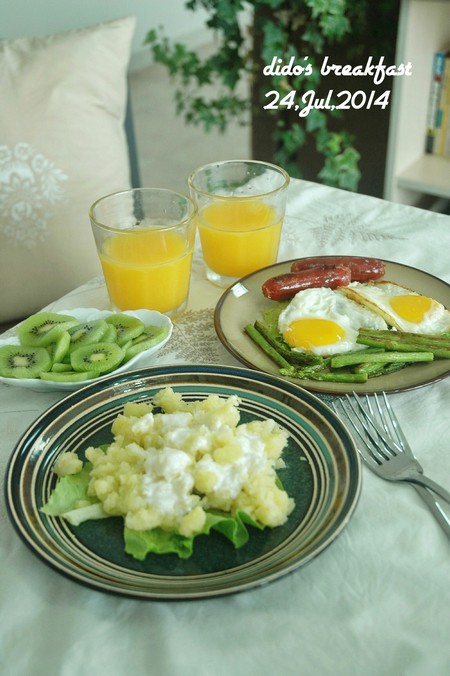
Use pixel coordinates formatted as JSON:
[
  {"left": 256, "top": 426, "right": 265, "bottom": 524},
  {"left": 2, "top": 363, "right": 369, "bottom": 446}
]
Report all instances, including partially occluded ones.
[
  {"left": 412, "top": 484, "right": 450, "bottom": 540},
  {"left": 408, "top": 475, "right": 450, "bottom": 504}
]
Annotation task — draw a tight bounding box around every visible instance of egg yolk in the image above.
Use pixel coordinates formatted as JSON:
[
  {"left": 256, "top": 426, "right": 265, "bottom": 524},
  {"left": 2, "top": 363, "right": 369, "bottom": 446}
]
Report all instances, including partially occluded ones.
[
  {"left": 389, "top": 294, "right": 433, "bottom": 323},
  {"left": 283, "top": 318, "right": 346, "bottom": 350}
]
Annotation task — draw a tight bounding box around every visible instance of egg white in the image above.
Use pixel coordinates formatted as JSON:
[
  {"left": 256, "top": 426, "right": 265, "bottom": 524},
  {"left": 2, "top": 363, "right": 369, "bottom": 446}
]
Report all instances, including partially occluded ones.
[
  {"left": 278, "top": 287, "right": 387, "bottom": 356},
  {"left": 340, "top": 281, "right": 450, "bottom": 334}
]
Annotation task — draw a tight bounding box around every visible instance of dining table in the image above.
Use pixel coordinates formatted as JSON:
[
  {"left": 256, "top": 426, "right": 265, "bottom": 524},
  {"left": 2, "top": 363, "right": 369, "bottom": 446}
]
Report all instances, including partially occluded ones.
[{"left": 1, "top": 177, "right": 449, "bottom": 676}]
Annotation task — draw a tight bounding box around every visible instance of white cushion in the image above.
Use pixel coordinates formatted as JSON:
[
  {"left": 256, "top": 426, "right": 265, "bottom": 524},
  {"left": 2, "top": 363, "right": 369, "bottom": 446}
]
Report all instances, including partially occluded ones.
[{"left": 0, "top": 17, "right": 136, "bottom": 323}]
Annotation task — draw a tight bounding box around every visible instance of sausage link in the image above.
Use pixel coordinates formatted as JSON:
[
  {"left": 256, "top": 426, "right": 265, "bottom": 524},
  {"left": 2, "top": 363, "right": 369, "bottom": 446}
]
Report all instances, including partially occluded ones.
[
  {"left": 262, "top": 265, "right": 352, "bottom": 300},
  {"left": 290, "top": 256, "right": 385, "bottom": 281}
]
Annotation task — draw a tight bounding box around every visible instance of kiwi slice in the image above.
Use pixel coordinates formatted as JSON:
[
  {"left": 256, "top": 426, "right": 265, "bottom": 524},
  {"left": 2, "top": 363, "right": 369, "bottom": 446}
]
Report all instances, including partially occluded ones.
[
  {"left": 68, "top": 319, "right": 109, "bottom": 349},
  {"left": 46, "top": 331, "right": 71, "bottom": 364},
  {"left": 105, "top": 314, "right": 145, "bottom": 346},
  {"left": 41, "top": 370, "right": 98, "bottom": 383},
  {"left": 124, "top": 325, "right": 170, "bottom": 360},
  {"left": 70, "top": 342, "right": 125, "bottom": 374},
  {"left": 0, "top": 345, "right": 52, "bottom": 379},
  {"left": 17, "top": 312, "right": 78, "bottom": 347},
  {"left": 102, "top": 324, "right": 117, "bottom": 343},
  {"left": 51, "top": 362, "right": 73, "bottom": 373}
]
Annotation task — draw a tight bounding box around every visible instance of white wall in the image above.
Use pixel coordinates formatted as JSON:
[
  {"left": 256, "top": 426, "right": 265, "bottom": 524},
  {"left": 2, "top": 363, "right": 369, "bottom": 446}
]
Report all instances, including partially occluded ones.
[{"left": 0, "top": 0, "right": 212, "bottom": 69}]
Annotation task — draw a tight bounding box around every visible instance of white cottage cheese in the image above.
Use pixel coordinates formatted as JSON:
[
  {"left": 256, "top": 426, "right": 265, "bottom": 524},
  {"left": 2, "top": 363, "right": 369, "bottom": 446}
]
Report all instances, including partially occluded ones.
[{"left": 82, "top": 388, "right": 295, "bottom": 537}]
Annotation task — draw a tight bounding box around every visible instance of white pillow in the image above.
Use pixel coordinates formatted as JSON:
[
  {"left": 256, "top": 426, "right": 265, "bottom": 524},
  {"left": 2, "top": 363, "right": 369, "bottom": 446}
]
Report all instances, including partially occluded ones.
[{"left": 0, "top": 17, "right": 136, "bottom": 323}]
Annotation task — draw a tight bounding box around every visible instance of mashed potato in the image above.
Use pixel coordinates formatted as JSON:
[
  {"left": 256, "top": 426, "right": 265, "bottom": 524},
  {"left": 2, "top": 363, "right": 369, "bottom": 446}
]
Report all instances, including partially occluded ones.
[
  {"left": 78, "top": 388, "right": 294, "bottom": 537},
  {"left": 54, "top": 451, "right": 83, "bottom": 477}
]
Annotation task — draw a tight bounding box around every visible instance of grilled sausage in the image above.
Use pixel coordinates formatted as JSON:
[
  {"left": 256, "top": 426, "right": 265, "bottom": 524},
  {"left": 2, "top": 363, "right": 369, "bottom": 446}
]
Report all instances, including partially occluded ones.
[
  {"left": 262, "top": 265, "right": 352, "bottom": 300},
  {"left": 290, "top": 256, "right": 385, "bottom": 281}
]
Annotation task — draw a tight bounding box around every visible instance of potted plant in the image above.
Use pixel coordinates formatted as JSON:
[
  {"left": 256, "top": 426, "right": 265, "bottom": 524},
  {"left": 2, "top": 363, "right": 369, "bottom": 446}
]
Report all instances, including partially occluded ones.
[{"left": 146, "top": 0, "right": 400, "bottom": 194}]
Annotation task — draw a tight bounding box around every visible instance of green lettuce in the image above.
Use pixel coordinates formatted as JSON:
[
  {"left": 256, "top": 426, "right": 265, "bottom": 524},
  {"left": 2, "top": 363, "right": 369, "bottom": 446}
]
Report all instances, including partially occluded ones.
[
  {"left": 124, "top": 509, "right": 264, "bottom": 560},
  {"left": 41, "top": 463, "right": 96, "bottom": 515},
  {"left": 261, "top": 303, "right": 288, "bottom": 330}
]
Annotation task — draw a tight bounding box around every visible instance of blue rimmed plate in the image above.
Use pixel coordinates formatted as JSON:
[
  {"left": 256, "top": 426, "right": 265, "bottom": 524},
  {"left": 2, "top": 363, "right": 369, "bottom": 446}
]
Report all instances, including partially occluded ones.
[{"left": 4, "top": 365, "right": 360, "bottom": 599}]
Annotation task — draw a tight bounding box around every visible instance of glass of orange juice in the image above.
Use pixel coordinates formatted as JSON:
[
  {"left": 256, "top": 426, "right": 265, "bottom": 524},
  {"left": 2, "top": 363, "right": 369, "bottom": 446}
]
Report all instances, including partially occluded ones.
[
  {"left": 188, "top": 160, "right": 290, "bottom": 287},
  {"left": 89, "top": 188, "right": 196, "bottom": 317}
]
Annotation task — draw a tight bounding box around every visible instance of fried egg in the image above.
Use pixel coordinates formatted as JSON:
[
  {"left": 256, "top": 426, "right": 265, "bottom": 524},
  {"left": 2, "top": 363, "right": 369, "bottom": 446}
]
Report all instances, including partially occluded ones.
[
  {"left": 340, "top": 281, "right": 450, "bottom": 334},
  {"left": 278, "top": 287, "right": 388, "bottom": 356}
]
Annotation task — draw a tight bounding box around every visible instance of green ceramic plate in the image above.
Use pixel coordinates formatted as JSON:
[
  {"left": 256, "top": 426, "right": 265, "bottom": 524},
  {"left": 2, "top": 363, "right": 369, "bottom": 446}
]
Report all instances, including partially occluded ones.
[
  {"left": 5, "top": 365, "right": 360, "bottom": 599},
  {"left": 214, "top": 258, "right": 450, "bottom": 395}
]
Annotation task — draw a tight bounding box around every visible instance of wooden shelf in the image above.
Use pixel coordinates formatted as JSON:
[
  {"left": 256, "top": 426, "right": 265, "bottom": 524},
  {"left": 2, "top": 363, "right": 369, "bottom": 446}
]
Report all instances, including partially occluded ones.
[
  {"left": 384, "top": 0, "right": 450, "bottom": 207},
  {"left": 397, "top": 155, "right": 450, "bottom": 198}
]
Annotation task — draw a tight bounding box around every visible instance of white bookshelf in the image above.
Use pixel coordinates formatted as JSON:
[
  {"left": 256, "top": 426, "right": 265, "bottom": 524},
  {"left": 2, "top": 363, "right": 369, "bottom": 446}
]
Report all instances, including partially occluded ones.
[{"left": 384, "top": 0, "right": 450, "bottom": 207}]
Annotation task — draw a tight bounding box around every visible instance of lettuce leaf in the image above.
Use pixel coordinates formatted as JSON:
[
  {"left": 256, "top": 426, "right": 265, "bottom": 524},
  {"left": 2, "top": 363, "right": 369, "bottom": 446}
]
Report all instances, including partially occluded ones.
[
  {"left": 124, "top": 509, "right": 265, "bottom": 561},
  {"left": 261, "top": 302, "right": 288, "bottom": 330},
  {"left": 40, "top": 463, "right": 95, "bottom": 516},
  {"left": 124, "top": 526, "right": 195, "bottom": 560},
  {"left": 205, "top": 509, "right": 263, "bottom": 548},
  {"left": 62, "top": 502, "right": 110, "bottom": 526}
]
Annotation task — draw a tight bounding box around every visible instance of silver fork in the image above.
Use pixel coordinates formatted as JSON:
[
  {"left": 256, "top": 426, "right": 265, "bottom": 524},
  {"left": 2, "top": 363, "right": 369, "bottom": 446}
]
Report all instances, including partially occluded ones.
[{"left": 333, "top": 392, "right": 450, "bottom": 539}]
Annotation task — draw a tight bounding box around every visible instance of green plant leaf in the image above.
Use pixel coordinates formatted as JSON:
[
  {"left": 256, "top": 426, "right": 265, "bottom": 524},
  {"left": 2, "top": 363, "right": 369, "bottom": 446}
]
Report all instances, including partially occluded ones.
[
  {"left": 275, "top": 123, "right": 306, "bottom": 154},
  {"left": 319, "top": 146, "right": 361, "bottom": 191},
  {"left": 143, "top": 0, "right": 400, "bottom": 193}
]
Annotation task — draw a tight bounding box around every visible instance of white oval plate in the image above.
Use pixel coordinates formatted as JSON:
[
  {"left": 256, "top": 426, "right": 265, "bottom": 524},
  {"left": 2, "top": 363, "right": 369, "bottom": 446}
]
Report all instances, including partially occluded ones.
[{"left": 0, "top": 308, "right": 172, "bottom": 392}]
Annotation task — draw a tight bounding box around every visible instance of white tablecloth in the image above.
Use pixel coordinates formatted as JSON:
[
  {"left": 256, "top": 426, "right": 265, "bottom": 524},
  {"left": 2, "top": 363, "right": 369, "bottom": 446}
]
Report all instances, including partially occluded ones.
[{"left": 1, "top": 179, "right": 449, "bottom": 676}]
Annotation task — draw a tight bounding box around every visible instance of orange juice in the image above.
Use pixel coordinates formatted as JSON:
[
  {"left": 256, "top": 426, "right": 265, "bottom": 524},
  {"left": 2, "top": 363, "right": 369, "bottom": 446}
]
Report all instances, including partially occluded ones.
[
  {"left": 99, "top": 229, "right": 192, "bottom": 313},
  {"left": 198, "top": 201, "right": 282, "bottom": 278}
]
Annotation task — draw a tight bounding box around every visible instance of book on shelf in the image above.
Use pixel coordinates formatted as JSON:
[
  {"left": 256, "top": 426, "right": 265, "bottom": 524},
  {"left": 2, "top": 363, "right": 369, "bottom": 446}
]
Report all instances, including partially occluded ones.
[
  {"left": 425, "top": 49, "right": 450, "bottom": 158},
  {"left": 434, "top": 52, "right": 450, "bottom": 157}
]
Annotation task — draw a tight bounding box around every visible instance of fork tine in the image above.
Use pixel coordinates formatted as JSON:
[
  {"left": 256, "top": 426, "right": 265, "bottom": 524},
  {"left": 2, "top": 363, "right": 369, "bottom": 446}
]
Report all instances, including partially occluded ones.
[
  {"left": 333, "top": 398, "right": 387, "bottom": 464},
  {"left": 347, "top": 393, "right": 403, "bottom": 457},
  {"left": 369, "top": 392, "right": 410, "bottom": 455},
  {"left": 363, "top": 394, "right": 392, "bottom": 445},
  {"left": 345, "top": 395, "right": 393, "bottom": 460},
  {"left": 380, "top": 392, "right": 410, "bottom": 452},
  {"left": 369, "top": 393, "right": 404, "bottom": 451},
  {"left": 350, "top": 433, "right": 382, "bottom": 467}
]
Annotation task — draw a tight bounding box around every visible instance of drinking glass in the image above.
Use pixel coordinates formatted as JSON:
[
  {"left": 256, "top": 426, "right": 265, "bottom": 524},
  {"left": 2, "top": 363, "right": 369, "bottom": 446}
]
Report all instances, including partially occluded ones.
[
  {"left": 188, "top": 160, "right": 290, "bottom": 287},
  {"left": 89, "top": 188, "right": 196, "bottom": 317}
]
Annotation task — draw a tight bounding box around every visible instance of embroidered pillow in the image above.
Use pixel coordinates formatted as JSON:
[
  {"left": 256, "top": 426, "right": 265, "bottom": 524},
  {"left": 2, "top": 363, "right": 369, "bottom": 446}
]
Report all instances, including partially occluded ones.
[{"left": 0, "top": 17, "right": 135, "bottom": 323}]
